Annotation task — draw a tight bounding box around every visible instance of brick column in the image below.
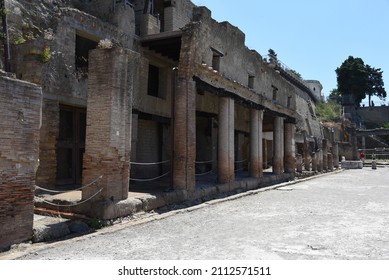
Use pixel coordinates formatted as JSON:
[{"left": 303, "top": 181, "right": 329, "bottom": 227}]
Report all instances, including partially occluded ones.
[
  {"left": 218, "top": 97, "right": 235, "bottom": 183},
  {"left": 311, "top": 152, "right": 317, "bottom": 172},
  {"left": 250, "top": 109, "right": 263, "bottom": 178},
  {"left": 322, "top": 139, "right": 328, "bottom": 171},
  {"left": 303, "top": 136, "right": 310, "bottom": 171},
  {"left": 333, "top": 142, "right": 339, "bottom": 168},
  {"left": 0, "top": 75, "right": 42, "bottom": 250},
  {"left": 273, "top": 116, "right": 284, "bottom": 175},
  {"left": 317, "top": 149, "right": 323, "bottom": 172},
  {"left": 328, "top": 153, "right": 334, "bottom": 171},
  {"left": 82, "top": 48, "right": 133, "bottom": 204},
  {"left": 172, "top": 78, "right": 196, "bottom": 191},
  {"left": 284, "top": 122, "right": 296, "bottom": 175},
  {"left": 263, "top": 139, "right": 268, "bottom": 169}
]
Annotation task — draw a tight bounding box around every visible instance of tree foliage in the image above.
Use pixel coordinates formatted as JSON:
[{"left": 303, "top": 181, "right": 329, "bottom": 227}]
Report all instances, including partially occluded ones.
[
  {"left": 315, "top": 100, "right": 341, "bottom": 122},
  {"left": 366, "top": 65, "right": 386, "bottom": 106},
  {"left": 335, "top": 56, "right": 386, "bottom": 106}
]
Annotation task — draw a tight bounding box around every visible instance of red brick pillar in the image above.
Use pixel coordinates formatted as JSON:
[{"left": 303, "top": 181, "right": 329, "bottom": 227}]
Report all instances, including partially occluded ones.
[
  {"left": 284, "top": 122, "right": 296, "bottom": 175},
  {"left": 250, "top": 109, "right": 263, "bottom": 178},
  {"left": 317, "top": 149, "right": 323, "bottom": 172},
  {"left": 322, "top": 139, "right": 328, "bottom": 171},
  {"left": 303, "top": 136, "right": 310, "bottom": 171},
  {"left": 273, "top": 117, "right": 284, "bottom": 175},
  {"left": 172, "top": 78, "right": 196, "bottom": 191},
  {"left": 328, "top": 153, "right": 334, "bottom": 171},
  {"left": 82, "top": 48, "right": 133, "bottom": 204},
  {"left": 333, "top": 142, "right": 339, "bottom": 168},
  {"left": 218, "top": 97, "right": 235, "bottom": 183},
  {"left": 311, "top": 152, "right": 317, "bottom": 172}
]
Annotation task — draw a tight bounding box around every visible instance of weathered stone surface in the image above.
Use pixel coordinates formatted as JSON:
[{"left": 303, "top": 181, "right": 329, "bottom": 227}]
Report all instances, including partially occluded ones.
[
  {"left": 341, "top": 160, "right": 363, "bottom": 169},
  {"left": 32, "top": 223, "right": 70, "bottom": 243},
  {"left": 0, "top": 73, "right": 42, "bottom": 251},
  {"left": 68, "top": 221, "right": 90, "bottom": 234}
]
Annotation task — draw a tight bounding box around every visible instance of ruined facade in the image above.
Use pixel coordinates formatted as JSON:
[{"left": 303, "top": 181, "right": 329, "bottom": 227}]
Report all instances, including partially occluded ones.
[
  {"left": 0, "top": 71, "right": 42, "bottom": 251},
  {"left": 1, "top": 0, "right": 339, "bottom": 247}
]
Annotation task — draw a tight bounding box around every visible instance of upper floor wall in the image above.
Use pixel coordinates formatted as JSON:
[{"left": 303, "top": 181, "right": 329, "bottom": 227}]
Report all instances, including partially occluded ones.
[{"left": 191, "top": 7, "right": 297, "bottom": 113}]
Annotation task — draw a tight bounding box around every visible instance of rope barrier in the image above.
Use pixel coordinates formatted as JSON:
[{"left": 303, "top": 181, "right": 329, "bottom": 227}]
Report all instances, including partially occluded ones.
[
  {"left": 35, "top": 175, "right": 103, "bottom": 194},
  {"left": 130, "top": 160, "right": 170, "bottom": 166},
  {"left": 195, "top": 159, "right": 214, "bottom": 164},
  {"left": 235, "top": 159, "right": 248, "bottom": 164},
  {"left": 235, "top": 167, "right": 246, "bottom": 172},
  {"left": 195, "top": 170, "right": 214, "bottom": 176},
  {"left": 130, "top": 172, "right": 170, "bottom": 182},
  {"left": 34, "top": 188, "right": 103, "bottom": 207}
]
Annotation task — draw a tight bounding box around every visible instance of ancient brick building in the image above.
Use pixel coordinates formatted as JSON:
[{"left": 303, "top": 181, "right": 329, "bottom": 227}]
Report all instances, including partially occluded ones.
[
  {"left": 1, "top": 0, "right": 338, "bottom": 234},
  {"left": 0, "top": 70, "right": 42, "bottom": 251}
]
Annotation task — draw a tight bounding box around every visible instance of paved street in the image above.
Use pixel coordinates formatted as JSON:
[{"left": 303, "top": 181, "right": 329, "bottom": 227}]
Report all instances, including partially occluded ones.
[{"left": 7, "top": 167, "right": 389, "bottom": 260}]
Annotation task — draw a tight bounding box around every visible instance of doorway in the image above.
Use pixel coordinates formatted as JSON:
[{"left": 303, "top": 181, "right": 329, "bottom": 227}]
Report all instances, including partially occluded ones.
[{"left": 56, "top": 105, "right": 86, "bottom": 186}]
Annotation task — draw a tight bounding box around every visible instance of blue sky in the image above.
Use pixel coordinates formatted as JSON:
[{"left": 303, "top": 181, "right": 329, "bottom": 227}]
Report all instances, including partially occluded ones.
[{"left": 191, "top": 0, "right": 389, "bottom": 105}]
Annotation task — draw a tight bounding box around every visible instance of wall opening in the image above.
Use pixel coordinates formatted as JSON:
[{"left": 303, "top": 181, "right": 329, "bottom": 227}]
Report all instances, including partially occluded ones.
[
  {"left": 147, "top": 64, "right": 160, "bottom": 97},
  {"left": 56, "top": 105, "right": 86, "bottom": 186},
  {"left": 75, "top": 32, "right": 99, "bottom": 76},
  {"left": 248, "top": 75, "right": 255, "bottom": 89},
  {"left": 272, "top": 85, "right": 278, "bottom": 102}
]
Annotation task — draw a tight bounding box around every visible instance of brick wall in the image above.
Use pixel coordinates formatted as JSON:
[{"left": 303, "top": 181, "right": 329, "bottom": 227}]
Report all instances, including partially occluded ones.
[
  {"left": 164, "top": 0, "right": 195, "bottom": 31},
  {"left": 0, "top": 72, "right": 42, "bottom": 251},
  {"left": 82, "top": 48, "right": 134, "bottom": 211},
  {"left": 35, "top": 99, "right": 59, "bottom": 188}
]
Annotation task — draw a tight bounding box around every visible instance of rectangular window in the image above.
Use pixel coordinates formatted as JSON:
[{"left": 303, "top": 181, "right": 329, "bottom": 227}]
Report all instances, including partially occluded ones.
[
  {"left": 211, "top": 47, "right": 223, "bottom": 72},
  {"left": 248, "top": 75, "right": 255, "bottom": 89},
  {"left": 272, "top": 85, "right": 278, "bottom": 102},
  {"left": 212, "top": 54, "right": 220, "bottom": 71},
  {"left": 147, "top": 64, "right": 160, "bottom": 97},
  {"left": 75, "top": 33, "right": 98, "bottom": 74}
]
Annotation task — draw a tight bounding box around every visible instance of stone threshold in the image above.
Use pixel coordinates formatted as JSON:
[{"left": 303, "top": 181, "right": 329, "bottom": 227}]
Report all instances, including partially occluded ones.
[{"left": 35, "top": 173, "right": 294, "bottom": 220}]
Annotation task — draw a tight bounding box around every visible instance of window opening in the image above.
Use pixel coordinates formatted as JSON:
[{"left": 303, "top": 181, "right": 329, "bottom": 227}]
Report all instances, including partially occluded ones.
[
  {"left": 272, "top": 85, "right": 278, "bottom": 102},
  {"left": 75, "top": 34, "right": 98, "bottom": 76},
  {"left": 248, "top": 75, "right": 255, "bottom": 89},
  {"left": 211, "top": 47, "right": 223, "bottom": 72},
  {"left": 148, "top": 64, "right": 160, "bottom": 97}
]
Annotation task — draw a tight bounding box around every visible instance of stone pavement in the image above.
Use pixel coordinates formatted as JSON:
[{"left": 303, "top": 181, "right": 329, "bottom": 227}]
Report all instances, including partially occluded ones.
[{"left": 2, "top": 166, "right": 388, "bottom": 260}]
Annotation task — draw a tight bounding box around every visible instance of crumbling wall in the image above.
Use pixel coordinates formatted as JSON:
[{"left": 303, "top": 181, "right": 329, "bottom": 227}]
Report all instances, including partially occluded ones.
[
  {"left": 192, "top": 7, "right": 297, "bottom": 112},
  {"left": 164, "top": 0, "right": 195, "bottom": 32},
  {"left": 0, "top": 72, "right": 42, "bottom": 251}
]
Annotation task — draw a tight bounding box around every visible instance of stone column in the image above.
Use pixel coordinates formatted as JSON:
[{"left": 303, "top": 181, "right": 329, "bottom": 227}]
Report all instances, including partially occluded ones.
[
  {"left": 303, "top": 137, "right": 310, "bottom": 171},
  {"left": 82, "top": 48, "right": 133, "bottom": 205},
  {"left": 218, "top": 97, "right": 235, "bottom": 183},
  {"left": 263, "top": 139, "right": 268, "bottom": 169},
  {"left": 362, "top": 136, "right": 366, "bottom": 151},
  {"left": 311, "top": 152, "right": 317, "bottom": 172},
  {"left": 130, "top": 113, "right": 139, "bottom": 181},
  {"left": 328, "top": 153, "right": 334, "bottom": 171},
  {"left": 296, "top": 154, "right": 303, "bottom": 173},
  {"left": 317, "top": 149, "right": 323, "bottom": 172},
  {"left": 250, "top": 109, "right": 263, "bottom": 178},
  {"left": 322, "top": 139, "right": 328, "bottom": 171},
  {"left": 172, "top": 78, "right": 196, "bottom": 191},
  {"left": 273, "top": 116, "right": 284, "bottom": 175},
  {"left": 333, "top": 142, "right": 339, "bottom": 168},
  {"left": 284, "top": 122, "right": 296, "bottom": 175}
]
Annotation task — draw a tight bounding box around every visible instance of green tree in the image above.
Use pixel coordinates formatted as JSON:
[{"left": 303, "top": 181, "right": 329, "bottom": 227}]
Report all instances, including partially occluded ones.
[
  {"left": 328, "top": 88, "right": 342, "bottom": 104},
  {"left": 315, "top": 100, "right": 341, "bottom": 122},
  {"left": 366, "top": 65, "right": 386, "bottom": 106},
  {"left": 335, "top": 56, "right": 387, "bottom": 107},
  {"left": 335, "top": 56, "right": 368, "bottom": 106}
]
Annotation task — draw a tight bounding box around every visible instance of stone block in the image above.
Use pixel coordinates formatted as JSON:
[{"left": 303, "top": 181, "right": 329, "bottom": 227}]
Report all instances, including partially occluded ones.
[{"left": 341, "top": 160, "right": 363, "bottom": 169}]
